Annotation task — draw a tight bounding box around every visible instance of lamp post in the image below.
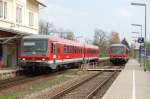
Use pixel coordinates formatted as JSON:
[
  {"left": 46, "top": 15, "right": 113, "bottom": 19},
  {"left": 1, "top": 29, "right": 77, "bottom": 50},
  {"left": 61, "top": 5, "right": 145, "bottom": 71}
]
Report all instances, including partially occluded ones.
[
  {"left": 131, "top": 24, "right": 142, "bottom": 37},
  {"left": 131, "top": 3, "right": 147, "bottom": 71},
  {"left": 131, "top": 24, "right": 142, "bottom": 66}
]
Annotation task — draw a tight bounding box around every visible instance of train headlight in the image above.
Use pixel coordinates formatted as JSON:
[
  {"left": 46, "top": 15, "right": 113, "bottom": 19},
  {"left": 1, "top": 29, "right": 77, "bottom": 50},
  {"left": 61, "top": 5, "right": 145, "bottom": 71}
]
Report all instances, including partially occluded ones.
[
  {"left": 22, "top": 58, "right": 26, "bottom": 61},
  {"left": 42, "top": 58, "right": 46, "bottom": 61}
]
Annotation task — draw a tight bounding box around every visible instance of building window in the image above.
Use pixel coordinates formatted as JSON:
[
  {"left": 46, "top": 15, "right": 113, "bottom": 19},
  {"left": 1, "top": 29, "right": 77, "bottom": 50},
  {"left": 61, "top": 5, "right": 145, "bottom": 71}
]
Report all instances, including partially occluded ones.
[
  {"left": 29, "top": 11, "right": 34, "bottom": 26},
  {"left": 0, "top": 0, "right": 7, "bottom": 19},
  {"left": 16, "top": 6, "right": 22, "bottom": 24}
]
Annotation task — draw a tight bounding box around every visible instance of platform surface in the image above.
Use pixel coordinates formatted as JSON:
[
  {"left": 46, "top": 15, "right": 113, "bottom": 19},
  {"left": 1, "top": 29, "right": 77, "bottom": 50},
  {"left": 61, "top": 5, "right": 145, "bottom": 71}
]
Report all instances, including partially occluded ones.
[
  {"left": 102, "top": 59, "right": 150, "bottom": 99},
  {"left": 0, "top": 68, "right": 19, "bottom": 74}
]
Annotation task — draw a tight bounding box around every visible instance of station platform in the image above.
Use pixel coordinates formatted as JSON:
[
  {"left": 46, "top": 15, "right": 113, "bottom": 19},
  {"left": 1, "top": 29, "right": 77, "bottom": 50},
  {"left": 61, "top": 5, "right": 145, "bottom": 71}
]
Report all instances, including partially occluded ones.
[
  {"left": 102, "top": 59, "right": 150, "bottom": 99},
  {"left": 0, "top": 68, "right": 20, "bottom": 79}
]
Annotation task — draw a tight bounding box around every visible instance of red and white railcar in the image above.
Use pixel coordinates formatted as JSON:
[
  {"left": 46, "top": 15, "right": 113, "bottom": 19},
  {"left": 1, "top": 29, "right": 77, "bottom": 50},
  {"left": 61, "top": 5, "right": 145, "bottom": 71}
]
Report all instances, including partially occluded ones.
[
  {"left": 109, "top": 44, "right": 129, "bottom": 65},
  {"left": 84, "top": 44, "right": 99, "bottom": 62},
  {"left": 19, "top": 35, "right": 99, "bottom": 70}
]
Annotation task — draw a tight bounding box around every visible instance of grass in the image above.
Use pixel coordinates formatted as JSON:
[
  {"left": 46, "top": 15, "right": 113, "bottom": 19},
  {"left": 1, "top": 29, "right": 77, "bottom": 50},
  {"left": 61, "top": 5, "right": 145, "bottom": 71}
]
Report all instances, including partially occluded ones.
[
  {"left": 139, "top": 59, "right": 150, "bottom": 71},
  {"left": 100, "top": 50, "right": 108, "bottom": 57},
  {"left": 146, "top": 60, "right": 150, "bottom": 71},
  {"left": 0, "top": 69, "right": 88, "bottom": 99}
]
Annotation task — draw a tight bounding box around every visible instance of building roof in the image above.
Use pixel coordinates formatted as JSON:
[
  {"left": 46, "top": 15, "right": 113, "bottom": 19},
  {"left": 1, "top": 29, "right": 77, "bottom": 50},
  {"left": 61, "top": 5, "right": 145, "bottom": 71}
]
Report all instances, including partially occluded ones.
[
  {"left": 36, "top": 0, "right": 46, "bottom": 7},
  {"left": 0, "top": 27, "right": 32, "bottom": 44}
]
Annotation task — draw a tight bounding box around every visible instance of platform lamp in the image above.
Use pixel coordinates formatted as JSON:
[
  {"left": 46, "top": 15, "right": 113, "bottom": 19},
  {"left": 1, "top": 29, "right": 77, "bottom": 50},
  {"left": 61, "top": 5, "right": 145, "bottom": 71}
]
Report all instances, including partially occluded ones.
[{"left": 131, "top": 3, "right": 147, "bottom": 71}]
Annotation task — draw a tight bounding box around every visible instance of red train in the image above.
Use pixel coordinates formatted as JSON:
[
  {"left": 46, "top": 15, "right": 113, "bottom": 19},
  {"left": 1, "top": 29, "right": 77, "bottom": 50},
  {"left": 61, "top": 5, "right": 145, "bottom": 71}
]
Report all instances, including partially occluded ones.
[
  {"left": 19, "top": 35, "right": 99, "bottom": 71},
  {"left": 109, "top": 44, "right": 129, "bottom": 65}
]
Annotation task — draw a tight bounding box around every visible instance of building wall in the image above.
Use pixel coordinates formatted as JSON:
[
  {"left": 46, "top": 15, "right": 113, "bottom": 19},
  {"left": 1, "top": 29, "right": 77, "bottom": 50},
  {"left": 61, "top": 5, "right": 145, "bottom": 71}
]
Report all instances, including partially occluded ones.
[
  {"left": 0, "top": 0, "right": 39, "bottom": 34},
  {"left": 0, "top": 0, "right": 43, "bottom": 68}
]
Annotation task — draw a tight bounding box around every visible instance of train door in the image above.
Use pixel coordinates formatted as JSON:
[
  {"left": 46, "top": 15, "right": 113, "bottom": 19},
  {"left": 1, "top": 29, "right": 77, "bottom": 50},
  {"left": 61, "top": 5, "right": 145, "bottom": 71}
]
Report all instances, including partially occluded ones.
[
  {"left": 0, "top": 45, "right": 2, "bottom": 67},
  {"left": 53, "top": 42, "right": 56, "bottom": 64},
  {"left": 0, "top": 45, "right": 2, "bottom": 60},
  {"left": 57, "top": 43, "right": 61, "bottom": 61}
]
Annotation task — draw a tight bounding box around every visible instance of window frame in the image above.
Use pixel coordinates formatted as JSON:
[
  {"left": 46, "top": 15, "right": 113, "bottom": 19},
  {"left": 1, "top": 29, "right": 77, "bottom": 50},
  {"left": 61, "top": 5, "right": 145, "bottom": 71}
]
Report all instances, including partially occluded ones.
[
  {"left": 29, "top": 11, "right": 34, "bottom": 26},
  {"left": 0, "top": 0, "right": 7, "bottom": 19},
  {"left": 16, "top": 5, "right": 22, "bottom": 24}
]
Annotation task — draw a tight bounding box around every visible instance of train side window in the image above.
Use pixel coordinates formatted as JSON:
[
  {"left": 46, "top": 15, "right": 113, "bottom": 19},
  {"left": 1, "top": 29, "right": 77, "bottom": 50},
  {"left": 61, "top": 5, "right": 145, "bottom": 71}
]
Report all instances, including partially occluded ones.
[
  {"left": 74, "top": 46, "right": 76, "bottom": 53},
  {"left": 71, "top": 46, "right": 73, "bottom": 53},
  {"left": 67, "top": 46, "right": 69, "bottom": 53},
  {"left": 51, "top": 43, "right": 53, "bottom": 54},
  {"left": 64, "top": 45, "right": 67, "bottom": 53},
  {"left": 75, "top": 47, "right": 76, "bottom": 53},
  {"left": 53, "top": 43, "right": 56, "bottom": 55},
  {"left": 68, "top": 46, "right": 69, "bottom": 53}
]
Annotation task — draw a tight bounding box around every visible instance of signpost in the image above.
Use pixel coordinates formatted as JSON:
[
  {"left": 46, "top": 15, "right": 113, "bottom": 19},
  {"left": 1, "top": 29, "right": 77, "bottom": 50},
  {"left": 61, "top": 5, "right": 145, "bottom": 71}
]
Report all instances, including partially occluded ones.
[{"left": 138, "top": 37, "right": 144, "bottom": 43}]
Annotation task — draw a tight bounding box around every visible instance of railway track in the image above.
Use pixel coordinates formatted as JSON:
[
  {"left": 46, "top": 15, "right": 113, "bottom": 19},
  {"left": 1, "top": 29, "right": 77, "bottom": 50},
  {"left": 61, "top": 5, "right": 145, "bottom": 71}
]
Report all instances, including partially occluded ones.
[
  {"left": 0, "top": 71, "right": 65, "bottom": 91},
  {"left": 48, "top": 67, "right": 121, "bottom": 99}
]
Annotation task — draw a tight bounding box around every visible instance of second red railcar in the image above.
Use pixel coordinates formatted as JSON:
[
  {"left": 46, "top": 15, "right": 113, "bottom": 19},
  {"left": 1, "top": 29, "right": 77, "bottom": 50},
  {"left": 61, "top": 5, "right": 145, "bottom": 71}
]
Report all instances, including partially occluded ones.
[{"left": 109, "top": 44, "right": 129, "bottom": 65}]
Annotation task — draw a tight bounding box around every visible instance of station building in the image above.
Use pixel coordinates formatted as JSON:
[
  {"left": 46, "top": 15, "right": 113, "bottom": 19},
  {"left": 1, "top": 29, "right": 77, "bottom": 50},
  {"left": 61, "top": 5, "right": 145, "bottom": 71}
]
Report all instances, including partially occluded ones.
[{"left": 0, "top": 0, "right": 46, "bottom": 69}]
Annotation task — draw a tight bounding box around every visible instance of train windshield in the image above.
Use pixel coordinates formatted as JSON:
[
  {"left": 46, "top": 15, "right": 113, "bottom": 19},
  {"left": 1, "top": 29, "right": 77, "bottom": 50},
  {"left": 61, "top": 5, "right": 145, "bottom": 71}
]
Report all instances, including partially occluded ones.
[
  {"left": 23, "top": 39, "right": 48, "bottom": 56},
  {"left": 111, "top": 46, "right": 124, "bottom": 54}
]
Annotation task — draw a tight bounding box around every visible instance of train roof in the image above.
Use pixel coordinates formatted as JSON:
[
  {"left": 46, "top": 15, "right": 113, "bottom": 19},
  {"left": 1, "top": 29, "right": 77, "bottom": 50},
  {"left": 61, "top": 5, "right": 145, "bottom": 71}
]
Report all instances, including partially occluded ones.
[
  {"left": 84, "top": 44, "right": 99, "bottom": 50},
  {"left": 111, "top": 44, "right": 126, "bottom": 47},
  {"left": 23, "top": 35, "right": 99, "bottom": 49},
  {"left": 51, "top": 37, "right": 84, "bottom": 47},
  {"left": 110, "top": 44, "right": 129, "bottom": 49}
]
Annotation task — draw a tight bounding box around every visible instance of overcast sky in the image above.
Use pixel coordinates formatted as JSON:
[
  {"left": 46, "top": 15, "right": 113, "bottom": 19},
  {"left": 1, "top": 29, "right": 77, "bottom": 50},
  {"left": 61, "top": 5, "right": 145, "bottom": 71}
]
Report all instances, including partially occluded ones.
[{"left": 40, "top": 0, "right": 150, "bottom": 44}]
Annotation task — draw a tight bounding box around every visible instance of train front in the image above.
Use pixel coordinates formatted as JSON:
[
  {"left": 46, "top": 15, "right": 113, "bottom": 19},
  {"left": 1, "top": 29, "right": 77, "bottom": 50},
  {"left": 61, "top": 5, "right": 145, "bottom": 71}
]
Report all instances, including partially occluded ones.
[
  {"left": 109, "top": 44, "right": 128, "bottom": 65},
  {"left": 19, "top": 36, "right": 50, "bottom": 70}
]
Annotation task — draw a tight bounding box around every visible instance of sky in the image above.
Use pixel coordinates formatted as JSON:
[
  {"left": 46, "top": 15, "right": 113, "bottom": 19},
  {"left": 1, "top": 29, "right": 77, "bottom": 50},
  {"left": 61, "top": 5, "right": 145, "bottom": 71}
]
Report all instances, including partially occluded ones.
[{"left": 40, "top": 0, "right": 150, "bottom": 44}]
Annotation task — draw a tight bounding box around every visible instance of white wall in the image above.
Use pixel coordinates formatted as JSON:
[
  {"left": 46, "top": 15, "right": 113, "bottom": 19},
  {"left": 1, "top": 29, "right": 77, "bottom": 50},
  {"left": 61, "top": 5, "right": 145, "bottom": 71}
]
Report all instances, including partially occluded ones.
[{"left": 0, "top": 0, "right": 40, "bottom": 34}]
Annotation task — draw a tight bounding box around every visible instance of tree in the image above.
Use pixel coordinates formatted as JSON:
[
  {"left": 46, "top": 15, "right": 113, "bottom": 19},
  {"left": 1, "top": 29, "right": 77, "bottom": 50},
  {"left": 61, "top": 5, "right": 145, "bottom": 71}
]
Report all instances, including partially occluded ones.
[
  {"left": 93, "top": 28, "right": 109, "bottom": 57},
  {"left": 121, "top": 38, "right": 130, "bottom": 48},
  {"left": 93, "top": 29, "right": 106, "bottom": 47},
  {"left": 39, "top": 20, "right": 75, "bottom": 40},
  {"left": 64, "top": 31, "right": 75, "bottom": 40},
  {"left": 39, "top": 20, "right": 54, "bottom": 35},
  {"left": 85, "top": 38, "right": 92, "bottom": 44},
  {"left": 109, "top": 32, "right": 121, "bottom": 44}
]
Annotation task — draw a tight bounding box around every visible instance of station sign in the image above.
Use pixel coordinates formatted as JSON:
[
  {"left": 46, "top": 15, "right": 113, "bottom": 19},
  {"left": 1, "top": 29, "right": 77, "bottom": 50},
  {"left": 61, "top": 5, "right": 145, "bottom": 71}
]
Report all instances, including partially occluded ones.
[{"left": 138, "top": 37, "right": 144, "bottom": 43}]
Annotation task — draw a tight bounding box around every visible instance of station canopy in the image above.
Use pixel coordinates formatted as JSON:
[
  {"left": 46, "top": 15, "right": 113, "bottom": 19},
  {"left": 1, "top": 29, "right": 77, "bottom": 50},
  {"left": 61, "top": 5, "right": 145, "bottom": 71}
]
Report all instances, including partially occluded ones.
[{"left": 0, "top": 27, "right": 30, "bottom": 44}]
